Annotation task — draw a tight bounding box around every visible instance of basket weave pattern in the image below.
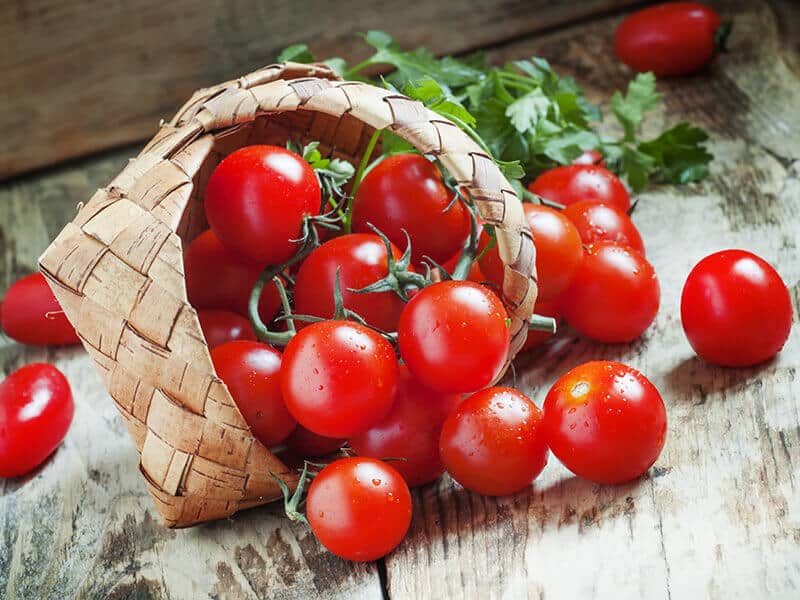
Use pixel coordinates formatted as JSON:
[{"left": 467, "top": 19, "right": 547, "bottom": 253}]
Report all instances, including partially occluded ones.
[{"left": 38, "top": 63, "right": 538, "bottom": 528}]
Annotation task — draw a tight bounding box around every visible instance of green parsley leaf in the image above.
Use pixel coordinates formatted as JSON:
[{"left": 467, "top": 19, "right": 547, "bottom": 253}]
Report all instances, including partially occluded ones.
[
  {"left": 506, "top": 88, "right": 550, "bottom": 132},
  {"left": 278, "top": 44, "right": 315, "bottom": 63},
  {"left": 611, "top": 72, "right": 661, "bottom": 141},
  {"left": 638, "top": 122, "right": 712, "bottom": 184}
]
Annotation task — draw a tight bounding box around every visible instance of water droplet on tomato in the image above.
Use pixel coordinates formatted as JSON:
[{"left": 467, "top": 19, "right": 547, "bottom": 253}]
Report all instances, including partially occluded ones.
[
  {"left": 568, "top": 407, "right": 576, "bottom": 414},
  {"left": 372, "top": 478, "right": 381, "bottom": 486}
]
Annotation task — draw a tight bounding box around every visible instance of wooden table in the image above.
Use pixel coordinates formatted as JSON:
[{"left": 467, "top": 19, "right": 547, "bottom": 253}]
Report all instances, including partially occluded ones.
[{"left": 1, "top": 1, "right": 799, "bottom": 598}]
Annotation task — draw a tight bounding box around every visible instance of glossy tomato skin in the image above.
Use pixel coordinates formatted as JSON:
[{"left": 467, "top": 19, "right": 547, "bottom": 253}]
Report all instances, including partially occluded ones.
[
  {"left": 561, "top": 242, "right": 660, "bottom": 343},
  {"left": 285, "top": 425, "right": 345, "bottom": 458},
  {"left": 615, "top": 3, "right": 722, "bottom": 77},
  {"left": 522, "top": 299, "right": 562, "bottom": 351},
  {"left": 352, "top": 154, "right": 470, "bottom": 265},
  {"left": 211, "top": 341, "right": 296, "bottom": 447},
  {"left": 529, "top": 165, "right": 631, "bottom": 213},
  {"left": 398, "top": 281, "right": 510, "bottom": 394},
  {"left": 350, "top": 366, "right": 461, "bottom": 487},
  {"left": 184, "top": 230, "right": 281, "bottom": 321},
  {"left": 294, "top": 234, "right": 409, "bottom": 332},
  {"left": 572, "top": 149, "right": 605, "bottom": 167},
  {"left": 281, "top": 320, "right": 398, "bottom": 438},
  {"left": 307, "top": 457, "right": 412, "bottom": 562},
  {"left": 680, "top": 250, "right": 793, "bottom": 367},
  {"left": 1, "top": 273, "right": 80, "bottom": 346},
  {"left": 205, "top": 145, "right": 321, "bottom": 264},
  {"left": 198, "top": 310, "right": 256, "bottom": 349},
  {"left": 439, "top": 387, "right": 548, "bottom": 496},
  {"left": 563, "top": 200, "right": 645, "bottom": 254},
  {"left": 543, "top": 361, "right": 667, "bottom": 484},
  {"left": 0, "top": 364, "right": 74, "bottom": 478}
]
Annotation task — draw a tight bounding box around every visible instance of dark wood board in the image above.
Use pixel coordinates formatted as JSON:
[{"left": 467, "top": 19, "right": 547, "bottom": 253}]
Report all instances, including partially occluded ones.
[
  {"left": 1, "top": 0, "right": 799, "bottom": 598},
  {"left": 0, "top": 0, "right": 640, "bottom": 181}
]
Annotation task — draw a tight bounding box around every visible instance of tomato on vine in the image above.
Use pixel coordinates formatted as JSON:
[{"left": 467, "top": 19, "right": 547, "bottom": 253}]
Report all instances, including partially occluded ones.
[
  {"left": 293, "top": 234, "right": 411, "bottom": 332},
  {"left": 681, "top": 249, "right": 793, "bottom": 367},
  {"left": 439, "top": 387, "right": 548, "bottom": 496},
  {"left": 350, "top": 366, "right": 461, "bottom": 487},
  {"left": 281, "top": 320, "right": 398, "bottom": 438},
  {"left": 1, "top": 273, "right": 80, "bottom": 346},
  {"left": 184, "top": 230, "right": 281, "bottom": 321},
  {"left": 211, "top": 341, "right": 296, "bottom": 447},
  {"left": 285, "top": 425, "right": 345, "bottom": 458},
  {"left": 563, "top": 200, "right": 645, "bottom": 254},
  {"left": 205, "top": 145, "right": 321, "bottom": 264},
  {"left": 522, "top": 299, "right": 562, "bottom": 351},
  {"left": 398, "top": 281, "right": 510, "bottom": 394},
  {"left": 352, "top": 154, "right": 470, "bottom": 265},
  {"left": 198, "top": 310, "right": 256, "bottom": 349},
  {"left": 0, "top": 363, "right": 74, "bottom": 478},
  {"left": 543, "top": 361, "right": 667, "bottom": 484},
  {"left": 306, "top": 457, "right": 412, "bottom": 562},
  {"left": 529, "top": 165, "right": 631, "bottom": 212},
  {"left": 561, "top": 242, "right": 660, "bottom": 343}
]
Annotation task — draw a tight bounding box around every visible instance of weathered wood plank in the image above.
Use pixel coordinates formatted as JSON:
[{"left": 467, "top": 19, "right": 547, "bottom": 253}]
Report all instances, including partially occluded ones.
[
  {"left": 0, "top": 152, "right": 384, "bottom": 600},
  {"left": 384, "top": 1, "right": 800, "bottom": 598},
  {"left": 0, "top": 0, "right": 643, "bottom": 180}
]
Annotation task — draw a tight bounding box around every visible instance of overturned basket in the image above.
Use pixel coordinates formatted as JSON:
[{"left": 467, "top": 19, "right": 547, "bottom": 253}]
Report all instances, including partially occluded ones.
[{"left": 38, "top": 62, "right": 538, "bottom": 528}]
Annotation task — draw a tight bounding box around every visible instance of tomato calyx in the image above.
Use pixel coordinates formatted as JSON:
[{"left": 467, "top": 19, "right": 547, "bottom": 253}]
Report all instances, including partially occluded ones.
[
  {"left": 270, "top": 459, "right": 322, "bottom": 524},
  {"left": 529, "top": 313, "right": 557, "bottom": 333},
  {"left": 714, "top": 20, "right": 733, "bottom": 53},
  {"left": 521, "top": 187, "right": 566, "bottom": 211}
]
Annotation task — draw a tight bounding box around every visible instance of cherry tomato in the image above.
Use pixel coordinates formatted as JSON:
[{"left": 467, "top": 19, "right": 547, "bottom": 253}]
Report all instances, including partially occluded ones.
[
  {"left": 479, "top": 204, "right": 583, "bottom": 302},
  {"left": 0, "top": 363, "right": 74, "bottom": 478},
  {"left": 615, "top": 2, "right": 723, "bottom": 77},
  {"left": 211, "top": 341, "right": 296, "bottom": 447},
  {"left": 198, "top": 310, "right": 256, "bottom": 349},
  {"left": 205, "top": 145, "right": 321, "bottom": 264},
  {"left": 352, "top": 154, "right": 470, "bottom": 265},
  {"left": 350, "top": 366, "right": 461, "bottom": 487},
  {"left": 1, "top": 273, "right": 80, "bottom": 346},
  {"left": 529, "top": 165, "right": 630, "bottom": 213},
  {"left": 307, "top": 457, "right": 412, "bottom": 562},
  {"left": 681, "top": 250, "right": 793, "bottom": 367},
  {"left": 285, "top": 425, "right": 345, "bottom": 458},
  {"left": 522, "top": 299, "right": 562, "bottom": 351},
  {"left": 398, "top": 281, "right": 510, "bottom": 394},
  {"left": 543, "top": 361, "right": 667, "bottom": 484},
  {"left": 561, "top": 242, "right": 660, "bottom": 343},
  {"left": 439, "top": 387, "right": 548, "bottom": 496},
  {"left": 184, "top": 230, "right": 280, "bottom": 321},
  {"left": 293, "top": 234, "right": 409, "bottom": 332},
  {"left": 281, "top": 320, "right": 398, "bottom": 438},
  {"left": 572, "top": 149, "right": 605, "bottom": 167},
  {"left": 563, "top": 200, "right": 645, "bottom": 254}
]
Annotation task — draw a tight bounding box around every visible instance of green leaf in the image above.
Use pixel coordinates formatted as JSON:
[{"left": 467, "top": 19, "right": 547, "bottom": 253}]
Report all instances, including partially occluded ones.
[
  {"left": 402, "top": 77, "right": 476, "bottom": 128},
  {"left": 380, "top": 131, "right": 416, "bottom": 156},
  {"left": 497, "top": 160, "right": 525, "bottom": 181},
  {"left": 323, "top": 57, "right": 348, "bottom": 75},
  {"left": 278, "top": 44, "right": 314, "bottom": 63},
  {"left": 506, "top": 88, "right": 550, "bottom": 132},
  {"left": 611, "top": 72, "right": 661, "bottom": 141},
  {"left": 638, "top": 122, "right": 712, "bottom": 184},
  {"left": 363, "top": 30, "right": 394, "bottom": 50}
]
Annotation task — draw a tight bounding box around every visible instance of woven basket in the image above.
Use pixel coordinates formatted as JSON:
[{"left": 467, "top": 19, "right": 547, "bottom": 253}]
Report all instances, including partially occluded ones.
[{"left": 38, "top": 62, "right": 538, "bottom": 528}]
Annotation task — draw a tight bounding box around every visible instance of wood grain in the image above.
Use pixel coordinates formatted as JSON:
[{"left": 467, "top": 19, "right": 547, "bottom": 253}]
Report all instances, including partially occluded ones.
[
  {"left": 1, "top": 0, "right": 799, "bottom": 598},
  {"left": 0, "top": 0, "right": 642, "bottom": 181}
]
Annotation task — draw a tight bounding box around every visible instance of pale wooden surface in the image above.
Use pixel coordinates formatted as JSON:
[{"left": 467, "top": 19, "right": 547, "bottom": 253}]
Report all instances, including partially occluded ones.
[
  {"left": 1, "top": 0, "right": 799, "bottom": 598},
  {"left": 0, "top": 0, "right": 640, "bottom": 181}
]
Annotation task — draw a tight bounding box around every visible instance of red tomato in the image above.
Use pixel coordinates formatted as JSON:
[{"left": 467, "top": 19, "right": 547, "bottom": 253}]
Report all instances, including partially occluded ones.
[
  {"left": 563, "top": 200, "right": 645, "bottom": 254},
  {"left": 307, "top": 457, "right": 412, "bottom": 561},
  {"left": 211, "top": 341, "right": 296, "bottom": 447},
  {"left": 293, "top": 233, "right": 409, "bottom": 332},
  {"left": 479, "top": 204, "right": 583, "bottom": 301},
  {"left": 0, "top": 364, "right": 74, "bottom": 478},
  {"left": 281, "top": 320, "right": 398, "bottom": 438},
  {"left": 529, "top": 165, "right": 630, "bottom": 213},
  {"left": 615, "top": 2, "right": 722, "bottom": 77},
  {"left": 398, "top": 281, "right": 510, "bottom": 394},
  {"left": 352, "top": 154, "right": 470, "bottom": 265},
  {"left": 350, "top": 366, "right": 461, "bottom": 487},
  {"left": 522, "top": 299, "right": 562, "bottom": 351},
  {"left": 205, "top": 145, "right": 321, "bottom": 264},
  {"left": 184, "top": 230, "right": 281, "bottom": 321},
  {"left": 439, "top": 387, "right": 548, "bottom": 496},
  {"left": 561, "top": 242, "right": 660, "bottom": 343},
  {"left": 198, "top": 310, "right": 256, "bottom": 349},
  {"left": 543, "top": 361, "right": 667, "bottom": 484},
  {"left": 1, "top": 273, "right": 80, "bottom": 346},
  {"left": 681, "top": 250, "right": 793, "bottom": 367},
  {"left": 572, "top": 149, "right": 605, "bottom": 167},
  {"left": 285, "top": 425, "right": 344, "bottom": 458}
]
